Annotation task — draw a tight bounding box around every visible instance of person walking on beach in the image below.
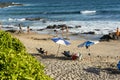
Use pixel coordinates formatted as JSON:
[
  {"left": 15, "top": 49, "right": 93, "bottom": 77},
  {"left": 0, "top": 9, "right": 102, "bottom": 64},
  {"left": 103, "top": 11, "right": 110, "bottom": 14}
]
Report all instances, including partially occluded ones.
[
  {"left": 116, "top": 27, "right": 119, "bottom": 39},
  {"left": 27, "top": 26, "right": 30, "bottom": 34},
  {"left": 15, "top": 23, "right": 24, "bottom": 34}
]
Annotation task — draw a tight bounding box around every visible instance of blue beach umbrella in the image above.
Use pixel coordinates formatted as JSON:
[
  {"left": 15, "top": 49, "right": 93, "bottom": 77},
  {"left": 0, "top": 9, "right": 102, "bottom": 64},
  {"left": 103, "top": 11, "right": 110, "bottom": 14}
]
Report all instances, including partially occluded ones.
[
  {"left": 77, "top": 40, "right": 99, "bottom": 55},
  {"left": 117, "top": 61, "right": 120, "bottom": 70},
  {"left": 78, "top": 40, "right": 99, "bottom": 49},
  {"left": 51, "top": 37, "right": 71, "bottom": 56}
]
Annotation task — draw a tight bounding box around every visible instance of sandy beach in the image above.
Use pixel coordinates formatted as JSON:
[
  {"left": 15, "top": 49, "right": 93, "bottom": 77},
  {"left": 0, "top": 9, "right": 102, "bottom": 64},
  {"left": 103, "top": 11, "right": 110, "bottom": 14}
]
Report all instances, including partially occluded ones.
[{"left": 12, "top": 32, "right": 120, "bottom": 80}]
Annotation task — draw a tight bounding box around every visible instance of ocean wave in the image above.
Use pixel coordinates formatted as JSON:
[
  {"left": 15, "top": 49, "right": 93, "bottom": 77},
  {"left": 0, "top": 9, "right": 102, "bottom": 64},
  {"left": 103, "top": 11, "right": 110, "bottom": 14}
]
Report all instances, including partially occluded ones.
[
  {"left": 98, "top": 10, "right": 120, "bottom": 14},
  {"left": 80, "top": 10, "right": 96, "bottom": 15},
  {"left": 8, "top": 18, "right": 25, "bottom": 21}
]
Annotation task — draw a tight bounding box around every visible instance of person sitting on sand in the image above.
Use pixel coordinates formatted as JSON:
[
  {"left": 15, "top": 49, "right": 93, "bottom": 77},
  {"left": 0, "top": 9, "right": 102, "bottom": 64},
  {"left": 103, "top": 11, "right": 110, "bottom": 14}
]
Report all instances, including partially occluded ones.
[
  {"left": 71, "top": 53, "right": 82, "bottom": 60},
  {"left": 62, "top": 51, "right": 71, "bottom": 57},
  {"left": 37, "top": 48, "right": 47, "bottom": 55}
]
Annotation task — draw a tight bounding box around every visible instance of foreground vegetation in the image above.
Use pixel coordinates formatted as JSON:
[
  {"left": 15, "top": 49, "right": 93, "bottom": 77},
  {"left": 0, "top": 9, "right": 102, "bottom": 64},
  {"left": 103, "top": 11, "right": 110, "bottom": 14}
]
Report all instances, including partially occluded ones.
[{"left": 0, "top": 31, "right": 52, "bottom": 80}]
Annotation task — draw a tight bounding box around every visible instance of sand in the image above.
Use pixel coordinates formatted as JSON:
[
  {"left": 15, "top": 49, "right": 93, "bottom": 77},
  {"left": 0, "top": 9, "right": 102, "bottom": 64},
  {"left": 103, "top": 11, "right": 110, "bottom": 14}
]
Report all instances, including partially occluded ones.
[{"left": 12, "top": 32, "right": 120, "bottom": 80}]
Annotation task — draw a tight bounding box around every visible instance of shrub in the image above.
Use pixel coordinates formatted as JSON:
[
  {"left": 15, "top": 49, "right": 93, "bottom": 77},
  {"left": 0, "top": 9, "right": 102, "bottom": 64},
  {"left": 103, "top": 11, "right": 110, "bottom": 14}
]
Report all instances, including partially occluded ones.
[{"left": 0, "top": 31, "right": 52, "bottom": 80}]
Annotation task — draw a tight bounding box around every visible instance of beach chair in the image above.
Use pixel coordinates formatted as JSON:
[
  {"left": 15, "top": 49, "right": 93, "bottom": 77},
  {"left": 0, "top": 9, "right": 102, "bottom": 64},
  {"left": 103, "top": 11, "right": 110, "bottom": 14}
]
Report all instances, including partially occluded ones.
[
  {"left": 36, "top": 48, "right": 47, "bottom": 55},
  {"left": 62, "top": 51, "right": 72, "bottom": 57}
]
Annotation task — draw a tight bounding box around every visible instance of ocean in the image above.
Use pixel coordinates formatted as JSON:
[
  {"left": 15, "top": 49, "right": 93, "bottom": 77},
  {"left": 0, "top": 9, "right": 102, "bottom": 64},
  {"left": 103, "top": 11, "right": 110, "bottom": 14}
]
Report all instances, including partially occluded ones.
[{"left": 1, "top": 0, "right": 120, "bottom": 34}]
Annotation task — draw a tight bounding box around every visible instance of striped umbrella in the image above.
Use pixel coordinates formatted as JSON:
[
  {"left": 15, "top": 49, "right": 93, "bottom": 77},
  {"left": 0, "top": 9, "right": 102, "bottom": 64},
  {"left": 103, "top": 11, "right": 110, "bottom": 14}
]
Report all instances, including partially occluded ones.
[{"left": 51, "top": 37, "right": 71, "bottom": 56}]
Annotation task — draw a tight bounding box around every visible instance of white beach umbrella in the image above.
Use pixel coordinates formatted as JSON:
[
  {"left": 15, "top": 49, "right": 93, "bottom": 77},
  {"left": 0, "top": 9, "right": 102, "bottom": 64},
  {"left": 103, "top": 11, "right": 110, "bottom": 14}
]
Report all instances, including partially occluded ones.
[{"left": 51, "top": 37, "right": 71, "bottom": 56}]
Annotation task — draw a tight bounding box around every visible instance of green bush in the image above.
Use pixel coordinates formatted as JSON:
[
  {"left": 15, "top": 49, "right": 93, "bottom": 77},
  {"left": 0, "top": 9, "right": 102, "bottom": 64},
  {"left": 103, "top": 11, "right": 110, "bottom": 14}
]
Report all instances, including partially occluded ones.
[{"left": 0, "top": 31, "right": 52, "bottom": 80}]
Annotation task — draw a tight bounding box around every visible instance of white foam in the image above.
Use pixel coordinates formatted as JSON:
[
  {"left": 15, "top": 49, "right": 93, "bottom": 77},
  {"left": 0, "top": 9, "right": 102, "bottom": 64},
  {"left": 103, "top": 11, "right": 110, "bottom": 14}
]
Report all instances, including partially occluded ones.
[
  {"left": 30, "top": 20, "right": 120, "bottom": 35},
  {"left": 8, "top": 18, "right": 25, "bottom": 21},
  {"left": 80, "top": 10, "right": 96, "bottom": 15}
]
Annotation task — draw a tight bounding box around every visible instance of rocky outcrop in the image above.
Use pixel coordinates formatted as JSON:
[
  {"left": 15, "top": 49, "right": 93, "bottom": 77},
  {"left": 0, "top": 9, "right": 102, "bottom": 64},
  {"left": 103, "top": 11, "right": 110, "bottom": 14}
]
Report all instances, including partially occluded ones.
[
  {"left": 82, "top": 31, "right": 95, "bottom": 34},
  {"left": 0, "top": 2, "right": 23, "bottom": 8},
  {"left": 46, "top": 24, "right": 73, "bottom": 29},
  {"left": 25, "top": 17, "right": 45, "bottom": 21}
]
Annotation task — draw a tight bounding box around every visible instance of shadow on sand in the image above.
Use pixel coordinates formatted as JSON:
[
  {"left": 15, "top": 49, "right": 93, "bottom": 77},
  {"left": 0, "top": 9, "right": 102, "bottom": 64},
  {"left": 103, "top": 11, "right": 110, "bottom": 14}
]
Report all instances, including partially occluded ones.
[
  {"left": 30, "top": 53, "right": 72, "bottom": 60},
  {"left": 83, "top": 67, "right": 120, "bottom": 75}
]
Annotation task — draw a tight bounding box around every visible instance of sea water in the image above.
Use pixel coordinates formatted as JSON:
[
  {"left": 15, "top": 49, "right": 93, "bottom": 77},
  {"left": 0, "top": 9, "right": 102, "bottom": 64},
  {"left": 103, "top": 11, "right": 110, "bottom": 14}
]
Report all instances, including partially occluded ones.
[{"left": 0, "top": 0, "right": 120, "bottom": 35}]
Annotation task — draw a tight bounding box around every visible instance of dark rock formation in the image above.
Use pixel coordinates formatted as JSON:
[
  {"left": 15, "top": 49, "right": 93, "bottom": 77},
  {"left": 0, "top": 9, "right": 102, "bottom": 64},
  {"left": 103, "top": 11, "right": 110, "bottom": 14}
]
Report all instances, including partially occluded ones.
[
  {"left": 82, "top": 31, "right": 95, "bottom": 34},
  {"left": 5, "top": 30, "right": 17, "bottom": 33},
  {"left": 75, "top": 25, "right": 81, "bottom": 28},
  {"left": 0, "top": 2, "right": 23, "bottom": 8},
  {"left": 100, "top": 34, "right": 113, "bottom": 41},
  {"left": 25, "top": 17, "right": 44, "bottom": 21},
  {"left": 46, "top": 24, "right": 73, "bottom": 29}
]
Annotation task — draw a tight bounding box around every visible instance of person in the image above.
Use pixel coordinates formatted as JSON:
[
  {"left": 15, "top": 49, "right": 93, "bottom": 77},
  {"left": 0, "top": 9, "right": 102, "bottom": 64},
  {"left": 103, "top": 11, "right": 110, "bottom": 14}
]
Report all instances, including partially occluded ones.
[
  {"left": 18, "top": 24, "right": 23, "bottom": 33},
  {"left": 71, "top": 52, "right": 82, "bottom": 60},
  {"left": 65, "top": 27, "right": 69, "bottom": 39},
  {"left": 27, "top": 26, "right": 30, "bottom": 34},
  {"left": 0, "top": 22, "right": 2, "bottom": 30},
  {"left": 36, "top": 48, "right": 47, "bottom": 55},
  {"left": 54, "top": 29, "right": 58, "bottom": 37},
  {"left": 116, "top": 27, "right": 119, "bottom": 39},
  {"left": 62, "top": 51, "right": 71, "bottom": 57},
  {"left": 61, "top": 26, "right": 65, "bottom": 38}
]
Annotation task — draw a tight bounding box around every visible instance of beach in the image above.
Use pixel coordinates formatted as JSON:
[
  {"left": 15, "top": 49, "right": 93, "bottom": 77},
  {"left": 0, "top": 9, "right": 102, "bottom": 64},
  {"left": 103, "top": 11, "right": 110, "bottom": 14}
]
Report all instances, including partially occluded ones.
[{"left": 12, "top": 32, "right": 120, "bottom": 80}]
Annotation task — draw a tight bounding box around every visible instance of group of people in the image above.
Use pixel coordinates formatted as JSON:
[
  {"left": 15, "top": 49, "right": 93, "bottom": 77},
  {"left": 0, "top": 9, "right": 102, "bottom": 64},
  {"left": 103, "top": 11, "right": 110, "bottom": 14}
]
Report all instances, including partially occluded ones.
[
  {"left": 54, "top": 26, "right": 69, "bottom": 39},
  {"left": 17, "top": 24, "right": 30, "bottom": 34}
]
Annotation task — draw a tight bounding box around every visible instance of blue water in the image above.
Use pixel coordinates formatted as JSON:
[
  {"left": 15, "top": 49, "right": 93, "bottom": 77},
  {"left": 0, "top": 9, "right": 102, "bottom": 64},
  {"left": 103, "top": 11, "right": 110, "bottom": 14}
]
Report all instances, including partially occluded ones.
[
  {"left": 1, "top": 0, "right": 120, "bottom": 21},
  {"left": 1, "top": 0, "right": 120, "bottom": 35}
]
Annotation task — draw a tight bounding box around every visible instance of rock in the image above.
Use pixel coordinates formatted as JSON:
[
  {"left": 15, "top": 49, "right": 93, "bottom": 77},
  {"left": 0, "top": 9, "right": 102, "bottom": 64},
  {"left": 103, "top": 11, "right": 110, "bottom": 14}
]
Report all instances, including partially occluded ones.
[
  {"left": 6, "top": 30, "right": 17, "bottom": 33},
  {"left": 36, "top": 28, "right": 45, "bottom": 31},
  {"left": 0, "top": 2, "right": 23, "bottom": 8},
  {"left": 26, "top": 17, "right": 44, "bottom": 21},
  {"left": 100, "top": 34, "right": 112, "bottom": 41},
  {"left": 75, "top": 25, "right": 81, "bottom": 28},
  {"left": 46, "top": 24, "right": 73, "bottom": 29},
  {"left": 82, "top": 31, "right": 95, "bottom": 34}
]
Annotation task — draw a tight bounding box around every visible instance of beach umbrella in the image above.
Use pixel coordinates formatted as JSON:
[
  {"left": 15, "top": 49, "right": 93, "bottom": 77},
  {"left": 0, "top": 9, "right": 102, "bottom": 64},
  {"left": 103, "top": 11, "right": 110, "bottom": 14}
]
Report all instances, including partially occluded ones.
[
  {"left": 78, "top": 40, "right": 99, "bottom": 49},
  {"left": 117, "top": 61, "right": 120, "bottom": 70},
  {"left": 51, "top": 37, "right": 71, "bottom": 56},
  {"left": 77, "top": 40, "right": 99, "bottom": 55}
]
